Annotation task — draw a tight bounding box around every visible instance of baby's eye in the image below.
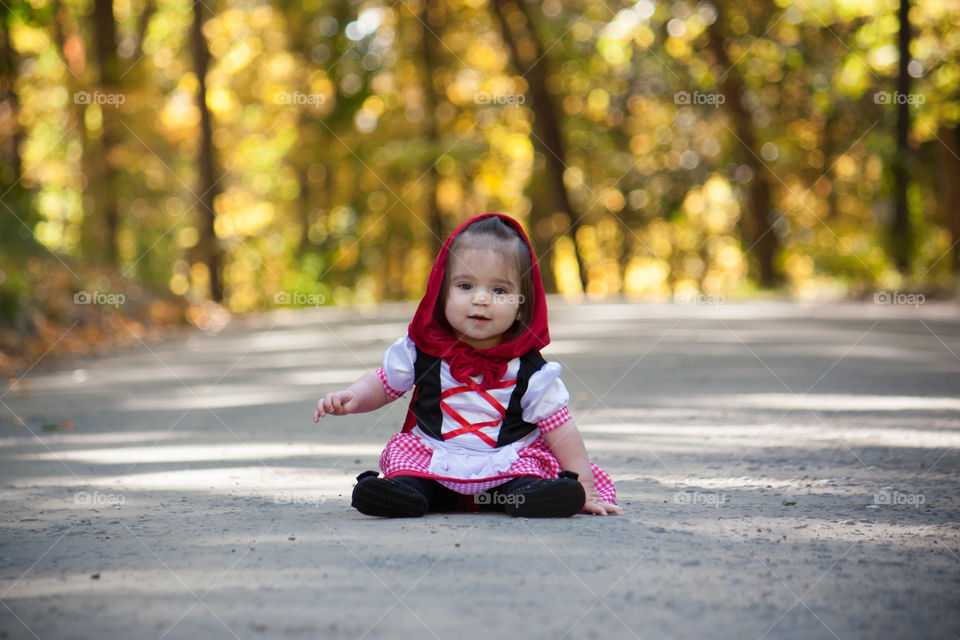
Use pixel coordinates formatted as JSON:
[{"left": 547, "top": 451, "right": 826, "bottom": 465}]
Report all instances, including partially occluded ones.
[
  {"left": 493, "top": 287, "right": 508, "bottom": 296},
  {"left": 456, "top": 283, "right": 472, "bottom": 291}
]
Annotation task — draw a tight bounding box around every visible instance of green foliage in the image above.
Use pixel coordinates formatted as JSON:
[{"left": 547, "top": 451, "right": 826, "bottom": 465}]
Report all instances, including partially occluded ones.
[{"left": 0, "top": 0, "right": 957, "bottom": 316}]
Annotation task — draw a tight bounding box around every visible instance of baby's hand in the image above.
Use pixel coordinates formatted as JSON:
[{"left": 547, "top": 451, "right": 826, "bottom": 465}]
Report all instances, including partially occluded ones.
[
  {"left": 314, "top": 390, "right": 358, "bottom": 421},
  {"left": 582, "top": 489, "right": 623, "bottom": 516}
]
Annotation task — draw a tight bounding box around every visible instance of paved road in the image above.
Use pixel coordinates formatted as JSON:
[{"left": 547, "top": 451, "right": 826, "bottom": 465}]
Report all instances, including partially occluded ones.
[{"left": 1, "top": 300, "right": 958, "bottom": 639}]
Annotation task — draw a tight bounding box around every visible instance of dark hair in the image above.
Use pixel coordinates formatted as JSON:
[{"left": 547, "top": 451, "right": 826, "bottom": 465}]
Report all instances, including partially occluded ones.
[{"left": 434, "top": 217, "right": 535, "bottom": 341}]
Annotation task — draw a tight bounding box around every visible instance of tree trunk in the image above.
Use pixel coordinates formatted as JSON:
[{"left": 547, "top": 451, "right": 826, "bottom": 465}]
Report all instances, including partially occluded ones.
[
  {"left": 1, "top": 8, "right": 21, "bottom": 190},
  {"left": 297, "top": 162, "right": 313, "bottom": 254},
  {"left": 0, "top": 6, "right": 32, "bottom": 250},
  {"left": 891, "top": 0, "right": 912, "bottom": 272},
  {"left": 823, "top": 109, "right": 838, "bottom": 220},
  {"left": 92, "top": 0, "right": 119, "bottom": 263},
  {"left": 52, "top": 0, "right": 97, "bottom": 259},
  {"left": 132, "top": 0, "right": 155, "bottom": 60},
  {"left": 707, "top": 3, "right": 780, "bottom": 287},
  {"left": 279, "top": 0, "right": 317, "bottom": 260},
  {"left": 90, "top": 0, "right": 120, "bottom": 264},
  {"left": 419, "top": 0, "right": 444, "bottom": 257},
  {"left": 938, "top": 124, "right": 960, "bottom": 274},
  {"left": 191, "top": 0, "right": 223, "bottom": 301},
  {"left": 492, "top": 0, "right": 585, "bottom": 294}
]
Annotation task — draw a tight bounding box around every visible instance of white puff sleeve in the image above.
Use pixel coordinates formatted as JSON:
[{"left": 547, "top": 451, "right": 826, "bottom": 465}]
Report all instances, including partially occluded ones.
[
  {"left": 376, "top": 334, "right": 416, "bottom": 399},
  {"left": 520, "top": 361, "right": 572, "bottom": 434}
]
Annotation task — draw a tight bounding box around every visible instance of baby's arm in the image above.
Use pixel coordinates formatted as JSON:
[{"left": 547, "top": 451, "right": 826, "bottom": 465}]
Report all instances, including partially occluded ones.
[
  {"left": 543, "top": 417, "right": 623, "bottom": 516},
  {"left": 314, "top": 371, "right": 391, "bottom": 421}
]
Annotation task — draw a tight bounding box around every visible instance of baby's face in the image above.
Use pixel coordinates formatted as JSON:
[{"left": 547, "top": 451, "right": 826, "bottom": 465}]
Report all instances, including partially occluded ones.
[{"left": 444, "top": 247, "right": 523, "bottom": 350}]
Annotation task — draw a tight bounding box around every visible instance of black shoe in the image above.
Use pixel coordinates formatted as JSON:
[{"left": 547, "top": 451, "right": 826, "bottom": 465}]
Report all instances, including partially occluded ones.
[
  {"left": 351, "top": 471, "right": 429, "bottom": 518},
  {"left": 500, "top": 471, "right": 586, "bottom": 518}
]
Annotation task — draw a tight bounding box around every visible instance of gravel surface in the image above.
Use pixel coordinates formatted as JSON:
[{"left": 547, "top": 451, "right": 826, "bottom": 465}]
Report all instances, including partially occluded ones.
[{"left": 1, "top": 300, "right": 958, "bottom": 639}]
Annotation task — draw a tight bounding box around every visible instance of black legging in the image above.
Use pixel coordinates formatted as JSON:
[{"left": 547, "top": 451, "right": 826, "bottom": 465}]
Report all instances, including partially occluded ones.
[{"left": 392, "top": 475, "right": 542, "bottom": 512}]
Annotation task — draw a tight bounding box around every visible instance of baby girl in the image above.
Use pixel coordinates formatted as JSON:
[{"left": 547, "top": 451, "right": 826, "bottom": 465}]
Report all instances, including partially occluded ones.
[{"left": 315, "top": 214, "right": 621, "bottom": 518}]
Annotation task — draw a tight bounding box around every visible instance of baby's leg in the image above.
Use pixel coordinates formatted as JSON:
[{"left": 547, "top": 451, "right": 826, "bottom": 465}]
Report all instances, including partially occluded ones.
[
  {"left": 351, "top": 471, "right": 460, "bottom": 517},
  {"left": 494, "top": 471, "right": 586, "bottom": 517},
  {"left": 393, "top": 476, "right": 460, "bottom": 512},
  {"left": 351, "top": 471, "right": 429, "bottom": 517}
]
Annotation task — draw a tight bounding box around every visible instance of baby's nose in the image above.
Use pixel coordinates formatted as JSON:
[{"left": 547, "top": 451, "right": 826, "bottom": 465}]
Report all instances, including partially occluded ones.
[{"left": 472, "top": 290, "right": 489, "bottom": 303}]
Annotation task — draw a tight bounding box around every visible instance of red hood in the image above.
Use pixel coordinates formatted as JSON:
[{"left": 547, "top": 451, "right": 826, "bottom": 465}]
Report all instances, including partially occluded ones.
[{"left": 407, "top": 213, "right": 549, "bottom": 389}]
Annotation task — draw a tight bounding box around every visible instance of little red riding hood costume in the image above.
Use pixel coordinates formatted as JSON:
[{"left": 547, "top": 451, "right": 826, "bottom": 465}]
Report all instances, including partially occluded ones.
[{"left": 374, "top": 213, "right": 616, "bottom": 503}]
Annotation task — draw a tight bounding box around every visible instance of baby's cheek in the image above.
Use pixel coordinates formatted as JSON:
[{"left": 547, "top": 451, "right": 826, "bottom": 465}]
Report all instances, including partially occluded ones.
[{"left": 442, "top": 295, "right": 458, "bottom": 320}]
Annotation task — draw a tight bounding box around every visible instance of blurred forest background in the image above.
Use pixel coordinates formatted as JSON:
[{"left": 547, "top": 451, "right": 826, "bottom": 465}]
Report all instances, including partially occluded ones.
[{"left": 1, "top": 0, "right": 959, "bottom": 374}]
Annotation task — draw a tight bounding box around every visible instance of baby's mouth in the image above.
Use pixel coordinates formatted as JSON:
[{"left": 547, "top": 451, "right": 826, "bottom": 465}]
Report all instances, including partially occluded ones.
[{"left": 468, "top": 314, "right": 490, "bottom": 321}]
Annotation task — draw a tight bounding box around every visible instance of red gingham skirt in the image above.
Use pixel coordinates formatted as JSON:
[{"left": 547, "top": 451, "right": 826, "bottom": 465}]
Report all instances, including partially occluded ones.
[{"left": 378, "top": 432, "right": 617, "bottom": 505}]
